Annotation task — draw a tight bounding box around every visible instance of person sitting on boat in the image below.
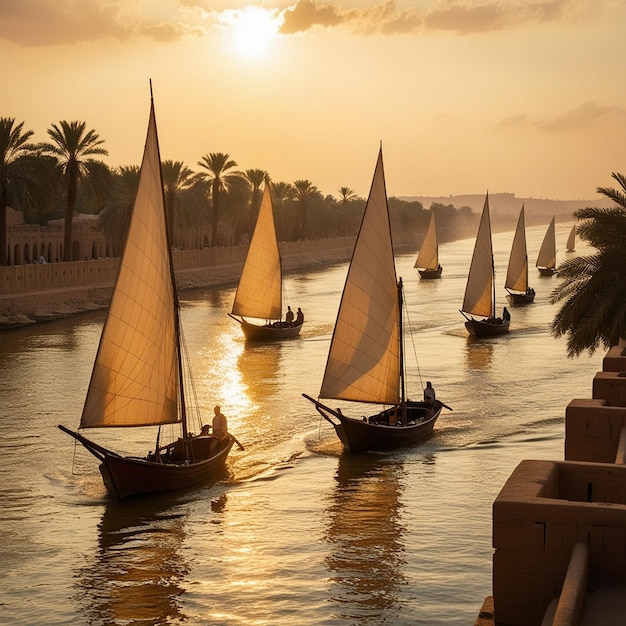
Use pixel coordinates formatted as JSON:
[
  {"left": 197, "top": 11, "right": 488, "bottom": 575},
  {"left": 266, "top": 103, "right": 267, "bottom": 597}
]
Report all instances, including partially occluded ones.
[
  {"left": 502, "top": 307, "right": 510, "bottom": 321},
  {"left": 295, "top": 307, "right": 304, "bottom": 326},
  {"left": 285, "top": 306, "right": 294, "bottom": 326},
  {"left": 424, "top": 381, "right": 436, "bottom": 406}
]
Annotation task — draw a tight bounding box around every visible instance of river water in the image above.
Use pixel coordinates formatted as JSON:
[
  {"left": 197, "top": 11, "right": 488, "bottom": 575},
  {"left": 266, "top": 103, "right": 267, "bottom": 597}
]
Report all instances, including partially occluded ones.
[{"left": 0, "top": 220, "right": 602, "bottom": 625}]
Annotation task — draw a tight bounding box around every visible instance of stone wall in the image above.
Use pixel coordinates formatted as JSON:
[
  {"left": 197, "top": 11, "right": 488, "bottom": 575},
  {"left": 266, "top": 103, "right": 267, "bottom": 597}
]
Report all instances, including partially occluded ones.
[
  {"left": 0, "top": 236, "right": 360, "bottom": 327},
  {"left": 0, "top": 236, "right": 359, "bottom": 295}
]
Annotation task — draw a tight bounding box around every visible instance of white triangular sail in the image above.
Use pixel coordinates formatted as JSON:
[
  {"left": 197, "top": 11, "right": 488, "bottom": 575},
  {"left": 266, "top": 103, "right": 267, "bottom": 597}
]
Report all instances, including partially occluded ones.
[
  {"left": 505, "top": 205, "right": 529, "bottom": 293},
  {"left": 81, "top": 101, "right": 180, "bottom": 428},
  {"left": 566, "top": 224, "right": 576, "bottom": 251},
  {"left": 231, "top": 183, "right": 282, "bottom": 321},
  {"left": 414, "top": 210, "right": 438, "bottom": 270},
  {"left": 536, "top": 216, "right": 557, "bottom": 269},
  {"left": 462, "top": 194, "right": 494, "bottom": 318},
  {"left": 319, "top": 149, "right": 400, "bottom": 405}
]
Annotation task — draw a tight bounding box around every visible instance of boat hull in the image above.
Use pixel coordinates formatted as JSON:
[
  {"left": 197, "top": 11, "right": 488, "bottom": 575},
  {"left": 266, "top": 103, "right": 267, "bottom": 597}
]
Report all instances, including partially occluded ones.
[
  {"left": 239, "top": 318, "right": 303, "bottom": 341},
  {"left": 506, "top": 292, "right": 535, "bottom": 305},
  {"left": 305, "top": 396, "right": 442, "bottom": 453},
  {"left": 58, "top": 425, "right": 234, "bottom": 499},
  {"left": 537, "top": 267, "right": 557, "bottom": 277},
  {"left": 417, "top": 266, "right": 443, "bottom": 279},
  {"left": 465, "top": 317, "right": 510, "bottom": 337}
]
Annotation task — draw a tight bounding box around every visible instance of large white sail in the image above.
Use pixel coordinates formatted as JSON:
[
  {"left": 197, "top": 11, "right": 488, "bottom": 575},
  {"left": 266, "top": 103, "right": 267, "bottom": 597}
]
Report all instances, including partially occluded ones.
[
  {"left": 319, "top": 149, "right": 400, "bottom": 405},
  {"left": 231, "top": 182, "right": 282, "bottom": 321},
  {"left": 462, "top": 194, "right": 494, "bottom": 318},
  {"left": 81, "top": 101, "right": 180, "bottom": 428},
  {"left": 505, "top": 205, "right": 529, "bottom": 293},
  {"left": 536, "top": 216, "right": 557, "bottom": 269},
  {"left": 414, "top": 210, "right": 438, "bottom": 270}
]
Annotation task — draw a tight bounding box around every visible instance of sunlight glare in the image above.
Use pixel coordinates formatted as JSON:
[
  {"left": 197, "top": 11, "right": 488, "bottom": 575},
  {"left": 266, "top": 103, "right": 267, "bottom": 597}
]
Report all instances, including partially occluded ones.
[{"left": 221, "top": 6, "right": 281, "bottom": 59}]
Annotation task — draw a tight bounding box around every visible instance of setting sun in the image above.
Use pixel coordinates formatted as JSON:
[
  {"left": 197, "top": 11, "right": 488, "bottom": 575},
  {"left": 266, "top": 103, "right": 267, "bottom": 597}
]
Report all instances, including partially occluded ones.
[{"left": 221, "top": 6, "right": 281, "bottom": 59}]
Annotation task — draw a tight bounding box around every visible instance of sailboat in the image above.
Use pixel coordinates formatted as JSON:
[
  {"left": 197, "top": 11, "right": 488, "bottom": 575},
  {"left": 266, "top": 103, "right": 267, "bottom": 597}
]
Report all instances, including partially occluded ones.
[
  {"left": 460, "top": 193, "right": 511, "bottom": 337},
  {"left": 504, "top": 205, "right": 535, "bottom": 305},
  {"left": 566, "top": 224, "right": 576, "bottom": 252},
  {"left": 536, "top": 215, "right": 557, "bottom": 276},
  {"left": 58, "top": 93, "right": 236, "bottom": 499},
  {"left": 414, "top": 210, "right": 442, "bottom": 278},
  {"left": 303, "top": 149, "right": 443, "bottom": 453},
  {"left": 229, "top": 180, "right": 303, "bottom": 341}
]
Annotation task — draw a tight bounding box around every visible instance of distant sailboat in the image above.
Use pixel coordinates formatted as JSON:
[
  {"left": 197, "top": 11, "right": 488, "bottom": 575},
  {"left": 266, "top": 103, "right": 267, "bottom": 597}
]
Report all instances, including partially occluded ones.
[
  {"left": 59, "top": 92, "right": 236, "bottom": 499},
  {"left": 536, "top": 216, "right": 557, "bottom": 276},
  {"left": 303, "top": 149, "right": 444, "bottom": 453},
  {"left": 229, "top": 180, "right": 303, "bottom": 341},
  {"left": 460, "top": 193, "right": 510, "bottom": 337},
  {"left": 415, "top": 210, "right": 442, "bottom": 279},
  {"left": 505, "top": 205, "right": 535, "bottom": 305},
  {"left": 566, "top": 224, "right": 576, "bottom": 252}
]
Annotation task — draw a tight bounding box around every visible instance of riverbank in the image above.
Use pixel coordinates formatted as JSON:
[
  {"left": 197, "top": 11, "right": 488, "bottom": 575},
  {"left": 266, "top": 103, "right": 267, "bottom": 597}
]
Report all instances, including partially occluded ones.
[{"left": 0, "top": 238, "right": 367, "bottom": 329}]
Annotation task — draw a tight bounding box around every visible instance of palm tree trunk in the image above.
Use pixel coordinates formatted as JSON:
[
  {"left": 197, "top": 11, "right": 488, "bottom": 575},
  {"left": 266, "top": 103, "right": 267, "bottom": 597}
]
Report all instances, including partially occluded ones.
[
  {"left": 211, "top": 179, "right": 220, "bottom": 247},
  {"left": 64, "top": 167, "right": 78, "bottom": 261}
]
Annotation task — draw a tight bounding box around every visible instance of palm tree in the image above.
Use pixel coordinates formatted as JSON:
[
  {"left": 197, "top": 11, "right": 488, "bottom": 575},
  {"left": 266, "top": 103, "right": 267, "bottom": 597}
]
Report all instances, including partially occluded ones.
[
  {"left": 551, "top": 172, "right": 626, "bottom": 356},
  {"left": 338, "top": 186, "right": 357, "bottom": 207},
  {"left": 98, "top": 166, "right": 140, "bottom": 256},
  {"left": 38, "top": 120, "right": 111, "bottom": 261},
  {"left": 197, "top": 152, "right": 243, "bottom": 247},
  {"left": 272, "top": 181, "right": 294, "bottom": 240},
  {"left": 293, "top": 179, "right": 318, "bottom": 240},
  {"left": 0, "top": 118, "right": 41, "bottom": 265},
  {"left": 244, "top": 168, "right": 267, "bottom": 235},
  {"left": 162, "top": 160, "right": 194, "bottom": 247}
]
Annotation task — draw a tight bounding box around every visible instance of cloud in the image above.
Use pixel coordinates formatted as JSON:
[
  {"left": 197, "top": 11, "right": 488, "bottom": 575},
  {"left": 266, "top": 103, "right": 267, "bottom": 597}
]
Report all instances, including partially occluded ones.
[
  {"left": 539, "top": 101, "right": 626, "bottom": 131},
  {"left": 497, "top": 103, "right": 626, "bottom": 132},
  {"left": 280, "top": 0, "right": 344, "bottom": 33},
  {"left": 0, "top": 0, "right": 205, "bottom": 47},
  {"left": 278, "top": 0, "right": 591, "bottom": 36},
  {"left": 0, "top": 0, "right": 594, "bottom": 46},
  {"left": 496, "top": 114, "right": 530, "bottom": 129}
]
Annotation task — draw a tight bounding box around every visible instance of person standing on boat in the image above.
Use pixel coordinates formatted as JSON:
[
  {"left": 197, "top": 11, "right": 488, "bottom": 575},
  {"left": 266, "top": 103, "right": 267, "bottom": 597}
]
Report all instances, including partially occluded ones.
[
  {"left": 212, "top": 405, "right": 228, "bottom": 440},
  {"left": 296, "top": 307, "right": 304, "bottom": 326},
  {"left": 286, "top": 306, "right": 294, "bottom": 326},
  {"left": 424, "top": 381, "right": 436, "bottom": 405}
]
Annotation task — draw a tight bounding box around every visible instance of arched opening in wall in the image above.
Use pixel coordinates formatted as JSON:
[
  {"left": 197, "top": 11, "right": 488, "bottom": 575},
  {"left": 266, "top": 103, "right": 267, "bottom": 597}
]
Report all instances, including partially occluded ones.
[
  {"left": 32, "top": 243, "right": 38, "bottom": 260},
  {"left": 203, "top": 233, "right": 209, "bottom": 248},
  {"left": 14, "top": 245, "right": 21, "bottom": 265},
  {"left": 24, "top": 243, "right": 30, "bottom": 263},
  {"left": 91, "top": 242, "right": 97, "bottom": 259},
  {"left": 105, "top": 245, "right": 110, "bottom": 257},
  {"left": 6, "top": 244, "right": 11, "bottom": 265},
  {"left": 72, "top": 240, "right": 81, "bottom": 261},
  {"left": 47, "top": 243, "right": 53, "bottom": 262}
]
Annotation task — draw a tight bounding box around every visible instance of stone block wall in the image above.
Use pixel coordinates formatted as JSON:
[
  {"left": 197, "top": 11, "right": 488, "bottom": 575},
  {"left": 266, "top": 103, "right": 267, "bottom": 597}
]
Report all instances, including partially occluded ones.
[{"left": 492, "top": 460, "right": 626, "bottom": 625}]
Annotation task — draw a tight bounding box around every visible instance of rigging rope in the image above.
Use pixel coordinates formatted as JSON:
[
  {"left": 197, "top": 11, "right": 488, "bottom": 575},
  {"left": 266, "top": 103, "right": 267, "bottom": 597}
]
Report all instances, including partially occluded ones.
[{"left": 402, "top": 288, "right": 425, "bottom": 394}]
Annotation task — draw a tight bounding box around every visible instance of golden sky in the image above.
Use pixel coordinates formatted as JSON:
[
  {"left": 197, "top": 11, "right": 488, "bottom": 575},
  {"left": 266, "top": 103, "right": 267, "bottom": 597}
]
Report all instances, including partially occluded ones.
[{"left": 2, "top": 0, "right": 625, "bottom": 199}]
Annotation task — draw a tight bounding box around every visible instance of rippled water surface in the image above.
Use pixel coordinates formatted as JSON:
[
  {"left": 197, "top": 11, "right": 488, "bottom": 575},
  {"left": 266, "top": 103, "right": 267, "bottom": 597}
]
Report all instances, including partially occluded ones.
[{"left": 0, "top": 221, "right": 602, "bottom": 625}]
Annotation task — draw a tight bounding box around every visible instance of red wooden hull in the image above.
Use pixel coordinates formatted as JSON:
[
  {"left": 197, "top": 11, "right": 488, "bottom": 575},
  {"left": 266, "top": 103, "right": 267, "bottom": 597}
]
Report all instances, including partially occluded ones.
[
  {"left": 58, "top": 425, "right": 234, "bottom": 499},
  {"left": 506, "top": 292, "right": 535, "bottom": 305},
  {"left": 465, "top": 317, "right": 510, "bottom": 337},
  {"left": 305, "top": 396, "right": 442, "bottom": 453},
  {"left": 239, "top": 318, "right": 303, "bottom": 341},
  {"left": 417, "top": 266, "right": 443, "bottom": 279},
  {"left": 537, "top": 267, "right": 557, "bottom": 276}
]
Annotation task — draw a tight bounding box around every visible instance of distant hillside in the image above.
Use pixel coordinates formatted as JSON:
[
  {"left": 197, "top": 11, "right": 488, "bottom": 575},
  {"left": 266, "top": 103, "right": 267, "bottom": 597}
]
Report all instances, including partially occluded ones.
[{"left": 399, "top": 192, "right": 607, "bottom": 230}]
